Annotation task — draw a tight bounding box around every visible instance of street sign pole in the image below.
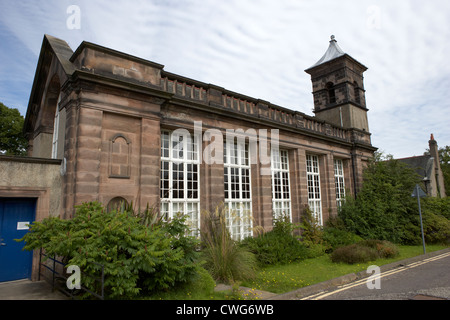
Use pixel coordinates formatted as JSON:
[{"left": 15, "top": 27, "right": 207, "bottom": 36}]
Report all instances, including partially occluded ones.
[{"left": 412, "top": 184, "right": 426, "bottom": 255}]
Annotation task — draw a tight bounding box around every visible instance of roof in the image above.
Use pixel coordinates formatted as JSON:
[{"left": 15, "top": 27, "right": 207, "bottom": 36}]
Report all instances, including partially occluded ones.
[
  {"left": 23, "top": 35, "right": 75, "bottom": 135},
  {"left": 310, "top": 35, "right": 345, "bottom": 68},
  {"left": 397, "top": 155, "right": 434, "bottom": 181},
  {"left": 45, "top": 34, "right": 76, "bottom": 75},
  {"left": 305, "top": 35, "right": 367, "bottom": 71}
]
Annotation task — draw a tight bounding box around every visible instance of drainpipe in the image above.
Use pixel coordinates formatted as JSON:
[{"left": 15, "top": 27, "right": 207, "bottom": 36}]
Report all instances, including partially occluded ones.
[{"left": 351, "top": 146, "right": 358, "bottom": 197}]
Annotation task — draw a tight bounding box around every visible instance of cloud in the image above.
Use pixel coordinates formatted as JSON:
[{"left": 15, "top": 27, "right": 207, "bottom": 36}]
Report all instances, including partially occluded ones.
[{"left": 0, "top": 0, "right": 449, "bottom": 158}]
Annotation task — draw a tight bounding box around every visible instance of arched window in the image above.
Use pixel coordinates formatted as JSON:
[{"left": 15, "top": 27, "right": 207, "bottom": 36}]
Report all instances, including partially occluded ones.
[
  {"left": 107, "top": 197, "right": 129, "bottom": 213},
  {"left": 326, "top": 82, "right": 336, "bottom": 104}
]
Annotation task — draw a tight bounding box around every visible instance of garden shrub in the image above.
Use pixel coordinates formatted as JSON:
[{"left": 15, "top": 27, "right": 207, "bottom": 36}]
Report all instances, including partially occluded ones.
[
  {"left": 330, "top": 240, "right": 399, "bottom": 264},
  {"left": 419, "top": 197, "right": 450, "bottom": 244},
  {"left": 201, "top": 205, "right": 257, "bottom": 284},
  {"left": 18, "top": 201, "right": 200, "bottom": 299},
  {"left": 241, "top": 217, "right": 309, "bottom": 266},
  {"left": 422, "top": 197, "right": 450, "bottom": 220},
  {"left": 322, "top": 227, "right": 363, "bottom": 252},
  {"left": 299, "top": 207, "right": 324, "bottom": 246},
  {"left": 146, "top": 266, "right": 216, "bottom": 300},
  {"left": 338, "top": 153, "right": 423, "bottom": 244},
  {"left": 295, "top": 207, "right": 328, "bottom": 258},
  {"left": 422, "top": 212, "right": 450, "bottom": 244},
  {"left": 190, "top": 266, "right": 217, "bottom": 295},
  {"left": 330, "top": 243, "right": 378, "bottom": 264},
  {"left": 359, "top": 239, "right": 399, "bottom": 259}
]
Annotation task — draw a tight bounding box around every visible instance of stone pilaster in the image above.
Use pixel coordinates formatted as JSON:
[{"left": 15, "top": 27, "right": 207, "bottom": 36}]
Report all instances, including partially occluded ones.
[
  {"left": 74, "top": 107, "right": 103, "bottom": 205},
  {"left": 139, "top": 117, "right": 161, "bottom": 208}
]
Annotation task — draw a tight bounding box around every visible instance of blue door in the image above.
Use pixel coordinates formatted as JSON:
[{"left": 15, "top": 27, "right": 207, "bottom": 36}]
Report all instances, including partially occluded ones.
[{"left": 0, "top": 198, "right": 36, "bottom": 282}]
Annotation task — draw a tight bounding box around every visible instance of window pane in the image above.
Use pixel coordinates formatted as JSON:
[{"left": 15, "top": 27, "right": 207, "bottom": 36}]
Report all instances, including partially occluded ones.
[
  {"left": 334, "top": 159, "right": 346, "bottom": 208},
  {"left": 224, "top": 141, "right": 252, "bottom": 240},
  {"left": 160, "top": 130, "right": 200, "bottom": 235},
  {"left": 306, "top": 155, "right": 322, "bottom": 225},
  {"left": 161, "top": 160, "right": 170, "bottom": 199},
  {"left": 271, "top": 149, "right": 291, "bottom": 222},
  {"left": 224, "top": 167, "right": 229, "bottom": 198}
]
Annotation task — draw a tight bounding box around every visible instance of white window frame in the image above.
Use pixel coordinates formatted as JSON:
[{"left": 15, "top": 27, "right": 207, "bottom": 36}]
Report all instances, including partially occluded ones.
[
  {"left": 160, "top": 130, "right": 200, "bottom": 236},
  {"left": 334, "top": 159, "right": 346, "bottom": 209},
  {"left": 306, "top": 154, "right": 322, "bottom": 225},
  {"left": 51, "top": 94, "right": 61, "bottom": 159},
  {"left": 224, "top": 140, "right": 252, "bottom": 240},
  {"left": 271, "top": 149, "right": 291, "bottom": 222}
]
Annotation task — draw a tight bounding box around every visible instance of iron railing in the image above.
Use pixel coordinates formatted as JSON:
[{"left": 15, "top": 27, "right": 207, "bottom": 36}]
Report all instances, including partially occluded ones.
[{"left": 39, "top": 248, "right": 104, "bottom": 300}]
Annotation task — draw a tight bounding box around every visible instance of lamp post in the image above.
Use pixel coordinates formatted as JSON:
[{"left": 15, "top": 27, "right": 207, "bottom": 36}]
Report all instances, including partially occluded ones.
[{"left": 411, "top": 184, "right": 427, "bottom": 254}]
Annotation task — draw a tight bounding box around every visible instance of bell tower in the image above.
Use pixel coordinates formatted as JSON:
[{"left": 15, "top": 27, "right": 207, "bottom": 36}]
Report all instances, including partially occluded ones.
[{"left": 305, "top": 36, "right": 370, "bottom": 132}]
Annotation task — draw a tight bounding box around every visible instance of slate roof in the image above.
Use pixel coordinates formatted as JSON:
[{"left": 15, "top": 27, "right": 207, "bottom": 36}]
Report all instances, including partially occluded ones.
[{"left": 397, "top": 155, "right": 434, "bottom": 181}]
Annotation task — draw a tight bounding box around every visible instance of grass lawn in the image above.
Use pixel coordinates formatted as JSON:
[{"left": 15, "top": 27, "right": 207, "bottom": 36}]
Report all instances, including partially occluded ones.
[
  {"left": 144, "top": 244, "right": 448, "bottom": 299},
  {"left": 241, "top": 244, "right": 449, "bottom": 294}
]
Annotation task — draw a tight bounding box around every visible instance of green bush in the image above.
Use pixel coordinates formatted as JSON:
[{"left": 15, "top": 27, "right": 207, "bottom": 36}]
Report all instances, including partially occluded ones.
[
  {"left": 338, "top": 153, "right": 426, "bottom": 244},
  {"left": 190, "top": 266, "right": 217, "bottom": 294},
  {"left": 419, "top": 197, "right": 450, "bottom": 244},
  {"left": 200, "top": 205, "right": 257, "bottom": 284},
  {"left": 149, "top": 265, "right": 216, "bottom": 300},
  {"left": 18, "top": 202, "right": 200, "bottom": 299},
  {"left": 330, "top": 244, "right": 378, "bottom": 264},
  {"left": 241, "top": 217, "right": 309, "bottom": 266},
  {"left": 330, "top": 240, "right": 399, "bottom": 264},
  {"left": 360, "top": 239, "right": 399, "bottom": 259},
  {"left": 422, "top": 197, "right": 450, "bottom": 220},
  {"left": 299, "top": 207, "right": 324, "bottom": 246},
  {"left": 322, "top": 227, "right": 363, "bottom": 252},
  {"left": 422, "top": 212, "right": 450, "bottom": 244}
]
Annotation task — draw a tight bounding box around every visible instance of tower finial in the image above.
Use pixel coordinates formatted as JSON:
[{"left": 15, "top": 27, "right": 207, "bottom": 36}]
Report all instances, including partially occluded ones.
[
  {"left": 430, "top": 133, "right": 435, "bottom": 141},
  {"left": 330, "top": 35, "right": 336, "bottom": 42}
]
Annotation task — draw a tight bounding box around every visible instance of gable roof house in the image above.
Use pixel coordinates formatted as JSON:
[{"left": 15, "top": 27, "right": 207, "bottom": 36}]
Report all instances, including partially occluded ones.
[
  {"left": 1, "top": 35, "right": 377, "bottom": 281},
  {"left": 397, "top": 134, "right": 446, "bottom": 198}
]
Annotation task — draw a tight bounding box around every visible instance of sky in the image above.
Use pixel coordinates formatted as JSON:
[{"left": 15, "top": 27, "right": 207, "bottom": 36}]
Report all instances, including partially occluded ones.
[{"left": 0, "top": 0, "right": 449, "bottom": 158}]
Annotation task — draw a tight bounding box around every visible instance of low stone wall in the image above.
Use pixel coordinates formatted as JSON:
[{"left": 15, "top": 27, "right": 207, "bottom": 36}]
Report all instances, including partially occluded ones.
[{"left": 0, "top": 155, "right": 62, "bottom": 281}]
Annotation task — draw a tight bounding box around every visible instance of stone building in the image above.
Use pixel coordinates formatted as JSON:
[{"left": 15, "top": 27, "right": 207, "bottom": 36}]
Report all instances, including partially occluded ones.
[
  {"left": 21, "top": 34, "right": 376, "bottom": 237},
  {"left": 1, "top": 34, "right": 377, "bottom": 281},
  {"left": 397, "top": 134, "right": 446, "bottom": 198}
]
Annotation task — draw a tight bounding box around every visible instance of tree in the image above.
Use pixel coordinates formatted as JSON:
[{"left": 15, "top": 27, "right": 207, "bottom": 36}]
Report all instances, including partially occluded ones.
[
  {"left": 339, "top": 152, "right": 423, "bottom": 244},
  {"left": 0, "top": 102, "right": 28, "bottom": 156},
  {"left": 436, "top": 146, "right": 450, "bottom": 194}
]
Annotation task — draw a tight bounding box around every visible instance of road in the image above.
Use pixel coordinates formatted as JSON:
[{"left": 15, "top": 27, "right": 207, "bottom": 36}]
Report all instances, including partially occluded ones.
[{"left": 302, "top": 251, "right": 450, "bottom": 300}]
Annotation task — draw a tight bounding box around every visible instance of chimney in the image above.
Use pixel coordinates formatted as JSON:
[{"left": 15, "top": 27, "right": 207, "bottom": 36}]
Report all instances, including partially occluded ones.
[
  {"left": 429, "top": 133, "right": 438, "bottom": 160},
  {"left": 428, "top": 134, "right": 446, "bottom": 197}
]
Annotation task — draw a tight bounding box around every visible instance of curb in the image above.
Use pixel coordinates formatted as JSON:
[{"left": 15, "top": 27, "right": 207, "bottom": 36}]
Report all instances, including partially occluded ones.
[{"left": 267, "top": 247, "right": 450, "bottom": 300}]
